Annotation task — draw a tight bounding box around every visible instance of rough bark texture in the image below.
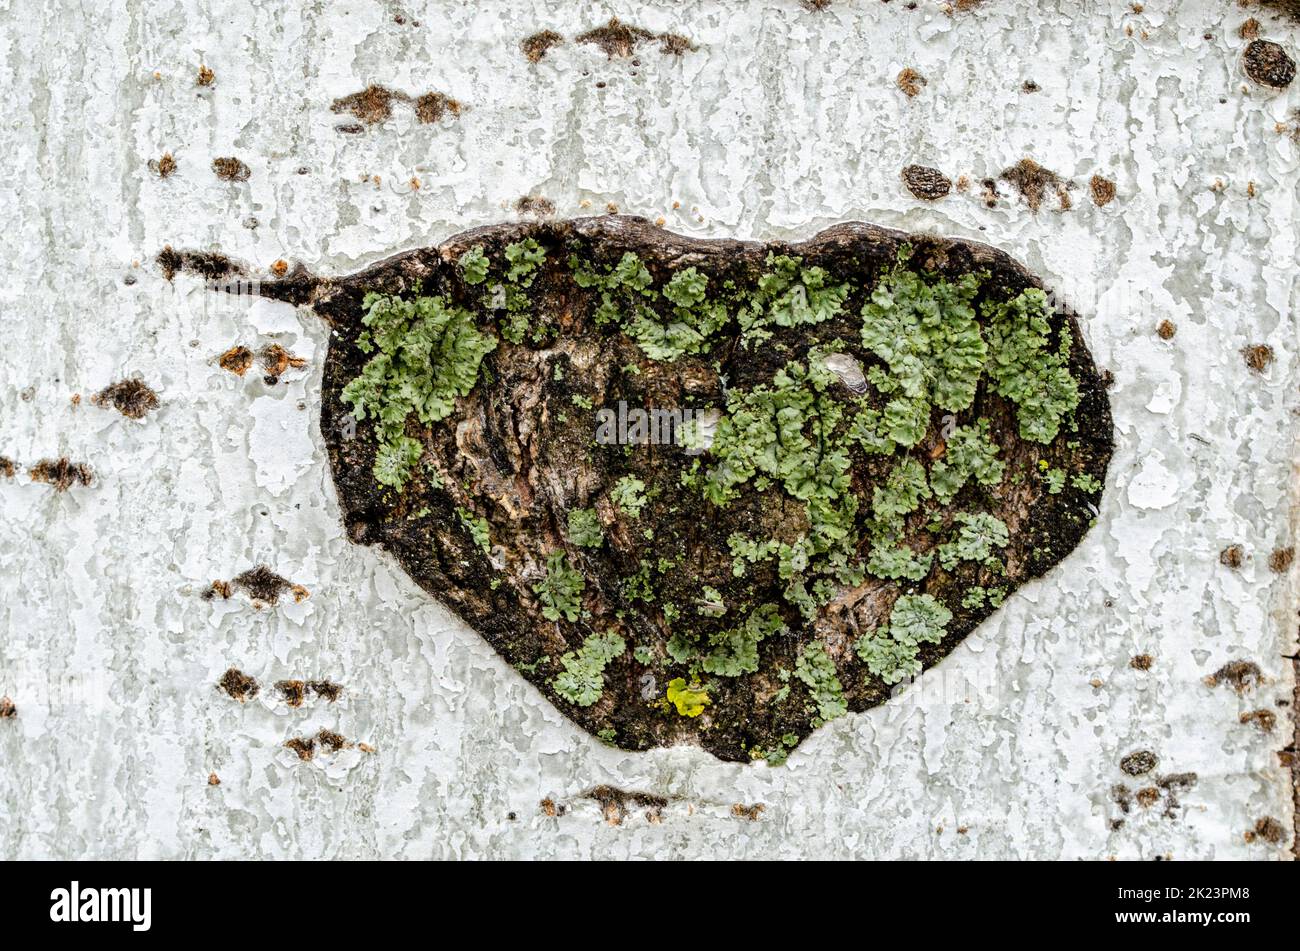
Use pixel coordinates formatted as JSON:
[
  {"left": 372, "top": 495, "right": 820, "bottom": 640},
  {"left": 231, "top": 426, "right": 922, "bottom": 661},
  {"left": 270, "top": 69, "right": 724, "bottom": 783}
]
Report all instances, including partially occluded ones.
[
  {"left": 0, "top": 0, "right": 1294, "bottom": 859},
  {"left": 256, "top": 216, "right": 1113, "bottom": 762}
]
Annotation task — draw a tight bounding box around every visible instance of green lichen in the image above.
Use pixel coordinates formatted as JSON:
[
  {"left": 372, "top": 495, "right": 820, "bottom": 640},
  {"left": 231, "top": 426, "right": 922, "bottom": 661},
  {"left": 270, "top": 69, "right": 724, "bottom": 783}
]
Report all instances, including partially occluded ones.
[
  {"left": 794, "top": 642, "right": 847, "bottom": 725},
  {"left": 936, "top": 512, "right": 1009, "bottom": 571},
  {"left": 570, "top": 251, "right": 724, "bottom": 361},
  {"left": 505, "top": 238, "right": 546, "bottom": 283},
  {"left": 553, "top": 630, "right": 626, "bottom": 706},
  {"left": 622, "top": 559, "right": 655, "bottom": 602},
  {"left": 458, "top": 246, "right": 489, "bottom": 285},
  {"left": 534, "top": 552, "right": 585, "bottom": 622},
  {"left": 961, "top": 585, "right": 1006, "bottom": 609},
  {"left": 340, "top": 292, "right": 497, "bottom": 490},
  {"left": 456, "top": 506, "right": 491, "bottom": 553},
  {"left": 739, "top": 254, "right": 849, "bottom": 345},
  {"left": 684, "top": 602, "right": 786, "bottom": 677},
  {"left": 855, "top": 593, "right": 952, "bottom": 685},
  {"left": 566, "top": 507, "right": 604, "bottom": 548},
  {"left": 626, "top": 265, "right": 729, "bottom": 361},
  {"left": 696, "top": 354, "right": 861, "bottom": 615},
  {"left": 339, "top": 232, "right": 1105, "bottom": 757},
  {"left": 486, "top": 239, "right": 549, "bottom": 344},
  {"left": 984, "top": 288, "right": 1081, "bottom": 444},
  {"left": 867, "top": 540, "right": 933, "bottom": 581},
  {"left": 751, "top": 730, "right": 801, "bottom": 766},
  {"left": 1072, "top": 472, "right": 1103, "bottom": 493},
  {"left": 666, "top": 677, "right": 710, "bottom": 717},
  {"left": 872, "top": 457, "right": 931, "bottom": 526},
  {"left": 610, "top": 475, "right": 648, "bottom": 517},
  {"left": 930, "top": 419, "right": 1005, "bottom": 504},
  {"left": 860, "top": 259, "right": 988, "bottom": 442}
]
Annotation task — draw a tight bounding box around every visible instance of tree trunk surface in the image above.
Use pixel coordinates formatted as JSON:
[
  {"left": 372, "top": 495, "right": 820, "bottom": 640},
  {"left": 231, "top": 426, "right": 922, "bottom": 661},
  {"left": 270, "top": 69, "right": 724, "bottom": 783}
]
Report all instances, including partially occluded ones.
[{"left": 0, "top": 0, "right": 1294, "bottom": 859}]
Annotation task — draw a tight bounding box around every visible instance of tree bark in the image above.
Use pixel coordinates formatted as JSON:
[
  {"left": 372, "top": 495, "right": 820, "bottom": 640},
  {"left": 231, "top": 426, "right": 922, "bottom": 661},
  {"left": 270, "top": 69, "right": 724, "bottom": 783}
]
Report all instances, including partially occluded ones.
[{"left": 0, "top": 0, "right": 1294, "bottom": 859}]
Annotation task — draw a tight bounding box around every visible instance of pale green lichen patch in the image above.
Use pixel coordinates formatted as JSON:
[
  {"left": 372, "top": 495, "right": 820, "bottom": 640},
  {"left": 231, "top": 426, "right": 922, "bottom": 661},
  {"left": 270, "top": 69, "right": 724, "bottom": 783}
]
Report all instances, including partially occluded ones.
[
  {"left": 566, "top": 507, "right": 604, "bottom": 547},
  {"left": 856, "top": 593, "right": 953, "bottom": 685},
  {"left": 534, "top": 552, "right": 585, "bottom": 622},
  {"left": 553, "top": 631, "right": 625, "bottom": 706},
  {"left": 609, "top": 475, "right": 648, "bottom": 516},
  {"left": 984, "top": 289, "right": 1081, "bottom": 443},
  {"left": 340, "top": 292, "right": 496, "bottom": 490},
  {"left": 794, "top": 642, "right": 848, "bottom": 725}
]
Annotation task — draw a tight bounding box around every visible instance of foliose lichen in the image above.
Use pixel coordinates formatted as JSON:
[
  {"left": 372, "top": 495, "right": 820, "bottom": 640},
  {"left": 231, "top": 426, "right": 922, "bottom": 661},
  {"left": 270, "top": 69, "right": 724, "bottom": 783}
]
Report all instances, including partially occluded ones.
[{"left": 305, "top": 218, "right": 1112, "bottom": 763}]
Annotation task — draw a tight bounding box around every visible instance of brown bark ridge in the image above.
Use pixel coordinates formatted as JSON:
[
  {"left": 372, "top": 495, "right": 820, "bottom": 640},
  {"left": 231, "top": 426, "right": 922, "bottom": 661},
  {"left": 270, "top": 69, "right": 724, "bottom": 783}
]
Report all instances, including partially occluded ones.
[{"left": 243, "top": 216, "right": 1114, "bottom": 763}]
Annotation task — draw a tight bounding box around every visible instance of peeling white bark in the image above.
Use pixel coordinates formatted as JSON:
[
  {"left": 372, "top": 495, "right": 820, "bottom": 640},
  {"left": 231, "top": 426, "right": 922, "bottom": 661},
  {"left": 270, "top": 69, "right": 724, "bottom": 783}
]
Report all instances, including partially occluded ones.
[{"left": 0, "top": 0, "right": 1295, "bottom": 859}]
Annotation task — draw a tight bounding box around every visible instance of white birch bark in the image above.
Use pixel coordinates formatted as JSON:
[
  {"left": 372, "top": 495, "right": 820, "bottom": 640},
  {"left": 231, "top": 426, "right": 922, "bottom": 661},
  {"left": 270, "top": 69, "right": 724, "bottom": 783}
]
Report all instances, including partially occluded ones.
[{"left": 0, "top": 0, "right": 1294, "bottom": 859}]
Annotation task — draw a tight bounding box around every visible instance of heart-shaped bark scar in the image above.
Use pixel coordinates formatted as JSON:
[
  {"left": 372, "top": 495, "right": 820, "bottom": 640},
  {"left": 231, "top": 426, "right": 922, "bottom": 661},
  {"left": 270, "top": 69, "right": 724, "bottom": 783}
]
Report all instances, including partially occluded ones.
[{"left": 242, "top": 217, "right": 1113, "bottom": 763}]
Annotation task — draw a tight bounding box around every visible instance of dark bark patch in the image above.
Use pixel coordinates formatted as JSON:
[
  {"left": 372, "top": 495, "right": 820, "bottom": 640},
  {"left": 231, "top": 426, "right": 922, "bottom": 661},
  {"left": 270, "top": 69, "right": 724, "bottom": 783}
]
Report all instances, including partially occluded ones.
[
  {"left": 414, "top": 92, "right": 460, "bottom": 124},
  {"left": 1135, "top": 786, "right": 1160, "bottom": 808},
  {"left": 515, "top": 195, "right": 557, "bottom": 218},
  {"left": 156, "top": 246, "right": 240, "bottom": 282},
  {"left": 91, "top": 378, "right": 159, "bottom": 419},
  {"left": 1240, "top": 709, "right": 1277, "bottom": 732},
  {"left": 1244, "top": 816, "right": 1286, "bottom": 844},
  {"left": 0, "top": 696, "right": 15, "bottom": 719},
  {"left": 316, "top": 729, "right": 348, "bottom": 753},
  {"left": 1242, "top": 343, "right": 1274, "bottom": 372},
  {"left": 243, "top": 216, "right": 1114, "bottom": 763},
  {"left": 212, "top": 157, "right": 251, "bottom": 182},
  {"left": 276, "top": 680, "right": 307, "bottom": 707},
  {"left": 1243, "top": 39, "right": 1296, "bottom": 88},
  {"left": 217, "top": 667, "right": 259, "bottom": 702},
  {"left": 332, "top": 85, "right": 404, "bottom": 124},
  {"left": 1120, "top": 750, "right": 1159, "bottom": 776},
  {"left": 901, "top": 164, "right": 952, "bottom": 200},
  {"left": 1252, "top": 1, "right": 1300, "bottom": 21},
  {"left": 259, "top": 344, "right": 307, "bottom": 385},
  {"left": 1205, "top": 659, "right": 1262, "bottom": 692},
  {"left": 149, "top": 152, "right": 177, "bottom": 178},
  {"left": 0, "top": 457, "right": 13, "bottom": 479},
  {"left": 331, "top": 85, "right": 461, "bottom": 127},
  {"left": 231, "top": 566, "right": 307, "bottom": 605},
  {"left": 218, "top": 345, "right": 254, "bottom": 377},
  {"left": 1000, "top": 159, "right": 1072, "bottom": 212},
  {"left": 576, "top": 18, "right": 693, "bottom": 58},
  {"left": 897, "top": 68, "right": 926, "bottom": 97},
  {"left": 284, "top": 736, "right": 316, "bottom": 761},
  {"left": 308, "top": 680, "right": 343, "bottom": 702},
  {"left": 1090, "top": 174, "right": 1116, "bottom": 207},
  {"left": 586, "top": 785, "right": 669, "bottom": 824},
  {"left": 29, "top": 458, "right": 93, "bottom": 492},
  {"left": 522, "top": 30, "right": 564, "bottom": 63},
  {"left": 202, "top": 580, "right": 232, "bottom": 601},
  {"left": 1220, "top": 544, "right": 1244, "bottom": 568}
]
